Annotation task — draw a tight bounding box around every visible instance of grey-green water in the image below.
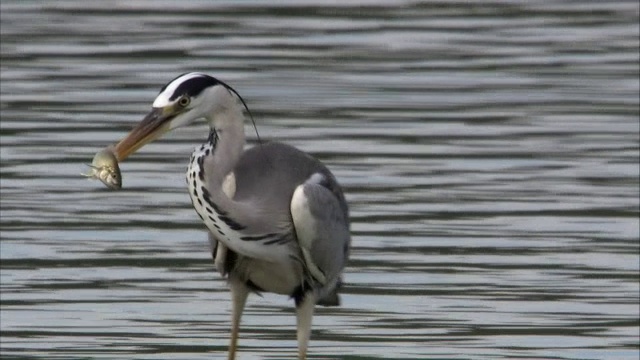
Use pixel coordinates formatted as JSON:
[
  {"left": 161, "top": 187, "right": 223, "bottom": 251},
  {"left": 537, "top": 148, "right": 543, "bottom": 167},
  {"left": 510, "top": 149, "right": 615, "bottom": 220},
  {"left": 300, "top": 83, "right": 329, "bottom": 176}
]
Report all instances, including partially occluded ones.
[{"left": 1, "top": 1, "right": 638, "bottom": 359}]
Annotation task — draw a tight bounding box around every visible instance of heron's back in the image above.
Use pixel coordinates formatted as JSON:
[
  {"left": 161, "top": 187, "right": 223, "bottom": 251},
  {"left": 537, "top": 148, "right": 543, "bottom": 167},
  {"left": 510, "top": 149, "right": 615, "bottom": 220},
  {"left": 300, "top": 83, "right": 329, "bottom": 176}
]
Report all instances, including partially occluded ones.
[{"left": 232, "top": 142, "right": 347, "bottom": 219}]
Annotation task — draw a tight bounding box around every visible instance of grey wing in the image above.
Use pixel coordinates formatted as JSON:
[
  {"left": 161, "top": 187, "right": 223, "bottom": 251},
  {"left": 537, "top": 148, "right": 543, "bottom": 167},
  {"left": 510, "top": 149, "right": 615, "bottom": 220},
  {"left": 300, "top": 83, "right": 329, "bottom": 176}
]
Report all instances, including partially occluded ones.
[{"left": 290, "top": 173, "right": 350, "bottom": 303}]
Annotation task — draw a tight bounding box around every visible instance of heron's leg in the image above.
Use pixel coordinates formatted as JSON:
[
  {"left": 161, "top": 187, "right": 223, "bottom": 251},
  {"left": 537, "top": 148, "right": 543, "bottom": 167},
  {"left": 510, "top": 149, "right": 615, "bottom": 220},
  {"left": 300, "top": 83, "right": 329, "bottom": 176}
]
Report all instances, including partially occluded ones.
[
  {"left": 228, "top": 279, "right": 249, "bottom": 360},
  {"left": 295, "top": 292, "right": 316, "bottom": 360}
]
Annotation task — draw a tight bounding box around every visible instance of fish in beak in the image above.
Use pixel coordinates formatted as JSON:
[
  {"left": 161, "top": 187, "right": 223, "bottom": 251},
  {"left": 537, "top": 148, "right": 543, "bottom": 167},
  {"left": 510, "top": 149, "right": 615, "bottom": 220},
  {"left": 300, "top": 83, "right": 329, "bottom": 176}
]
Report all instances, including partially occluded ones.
[
  {"left": 83, "top": 106, "right": 177, "bottom": 190},
  {"left": 82, "top": 147, "right": 122, "bottom": 190}
]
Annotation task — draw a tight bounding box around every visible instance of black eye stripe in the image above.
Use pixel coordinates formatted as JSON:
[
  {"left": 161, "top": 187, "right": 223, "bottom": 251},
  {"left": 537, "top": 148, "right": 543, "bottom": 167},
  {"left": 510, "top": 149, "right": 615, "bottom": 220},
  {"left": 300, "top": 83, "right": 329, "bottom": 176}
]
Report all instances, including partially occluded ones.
[
  {"left": 168, "top": 76, "right": 220, "bottom": 101},
  {"left": 157, "top": 73, "right": 256, "bottom": 136}
]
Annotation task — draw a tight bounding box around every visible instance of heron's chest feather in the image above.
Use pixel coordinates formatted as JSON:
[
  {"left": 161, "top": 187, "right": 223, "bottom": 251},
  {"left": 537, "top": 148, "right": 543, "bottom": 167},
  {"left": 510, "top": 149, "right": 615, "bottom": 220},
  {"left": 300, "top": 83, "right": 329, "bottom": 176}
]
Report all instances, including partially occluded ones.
[
  {"left": 186, "top": 131, "right": 298, "bottom": 267},
  {"left": 186, "top": 132, "right": 247, "bottom": 245}
]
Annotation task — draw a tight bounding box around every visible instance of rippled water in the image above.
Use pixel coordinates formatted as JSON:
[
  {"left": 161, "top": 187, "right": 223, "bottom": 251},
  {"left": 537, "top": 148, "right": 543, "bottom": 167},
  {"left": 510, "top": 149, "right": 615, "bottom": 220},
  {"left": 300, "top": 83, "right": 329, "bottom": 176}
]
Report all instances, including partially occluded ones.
[{"left": 1, "top": 1, "right": 639, "bottom": 359}]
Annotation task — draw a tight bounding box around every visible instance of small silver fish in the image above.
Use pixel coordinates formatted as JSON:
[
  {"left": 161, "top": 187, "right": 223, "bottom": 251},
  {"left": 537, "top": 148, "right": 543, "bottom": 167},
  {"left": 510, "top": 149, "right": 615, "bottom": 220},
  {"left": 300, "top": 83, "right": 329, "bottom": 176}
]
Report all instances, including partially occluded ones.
[{"left": 82, "top": 147, "right": 122, "bottom": 190}]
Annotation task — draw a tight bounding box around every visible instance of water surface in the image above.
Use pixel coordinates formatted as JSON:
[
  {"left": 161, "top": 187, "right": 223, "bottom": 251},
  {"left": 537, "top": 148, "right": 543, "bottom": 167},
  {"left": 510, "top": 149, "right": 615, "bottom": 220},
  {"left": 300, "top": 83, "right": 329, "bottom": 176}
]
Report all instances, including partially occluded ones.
[{"left": 1, "top": 1, "right": 639, "bottom": 359}]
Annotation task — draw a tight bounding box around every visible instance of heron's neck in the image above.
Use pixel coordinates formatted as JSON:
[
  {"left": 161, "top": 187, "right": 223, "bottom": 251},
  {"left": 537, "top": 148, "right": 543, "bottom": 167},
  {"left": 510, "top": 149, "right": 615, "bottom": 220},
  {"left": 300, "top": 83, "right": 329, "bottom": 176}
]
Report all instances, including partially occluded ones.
[
  {"left": 189, "top": 108, "right": 292, "bottom": 259},
  {"left": 196, "top": 109, "right": 278, "bottom": 240},
  {"left": 200, "top": 106, "right": 263, "bottom": 225},
  {"left": 205, "top": 108, "right": 245, "bottom": 186}
]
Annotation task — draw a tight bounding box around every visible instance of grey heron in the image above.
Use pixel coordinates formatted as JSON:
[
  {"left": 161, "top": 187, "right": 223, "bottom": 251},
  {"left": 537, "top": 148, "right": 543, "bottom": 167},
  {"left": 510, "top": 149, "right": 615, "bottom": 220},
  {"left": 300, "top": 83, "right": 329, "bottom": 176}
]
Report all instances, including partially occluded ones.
[{"left": 110, "top": 72, "right": 350, "bottom": 360}]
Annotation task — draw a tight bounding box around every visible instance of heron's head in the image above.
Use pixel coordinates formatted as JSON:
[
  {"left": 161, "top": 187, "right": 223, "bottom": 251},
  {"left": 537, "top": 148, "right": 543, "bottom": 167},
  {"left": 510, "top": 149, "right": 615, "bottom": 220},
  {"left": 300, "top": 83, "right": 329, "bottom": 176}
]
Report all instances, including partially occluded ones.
[{"left": 114, "top": 72, "right": 241, "bottom": 161}]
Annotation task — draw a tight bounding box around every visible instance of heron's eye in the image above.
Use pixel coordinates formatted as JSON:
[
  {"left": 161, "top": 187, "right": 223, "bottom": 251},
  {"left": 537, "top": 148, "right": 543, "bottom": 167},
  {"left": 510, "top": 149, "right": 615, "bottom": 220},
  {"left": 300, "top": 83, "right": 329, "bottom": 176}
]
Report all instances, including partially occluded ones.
[{"left": 178, "top": 96, "right": 190, "bottom": 107}]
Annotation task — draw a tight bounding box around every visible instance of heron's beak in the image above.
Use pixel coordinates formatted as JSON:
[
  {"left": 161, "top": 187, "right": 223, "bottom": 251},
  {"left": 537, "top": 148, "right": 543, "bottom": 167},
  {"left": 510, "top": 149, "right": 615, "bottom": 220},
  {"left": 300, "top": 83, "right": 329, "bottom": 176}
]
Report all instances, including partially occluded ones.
[{"left": 113, "top": 107, "right": 173, "bottom": 161}]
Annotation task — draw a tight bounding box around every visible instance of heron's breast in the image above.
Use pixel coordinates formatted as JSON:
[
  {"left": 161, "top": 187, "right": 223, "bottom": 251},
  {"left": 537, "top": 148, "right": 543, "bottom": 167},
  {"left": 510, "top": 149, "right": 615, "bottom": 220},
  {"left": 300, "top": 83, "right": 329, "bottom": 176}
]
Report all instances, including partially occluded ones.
[{"left": 186, "top": 143, "right": 295, "bottom": 263}]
